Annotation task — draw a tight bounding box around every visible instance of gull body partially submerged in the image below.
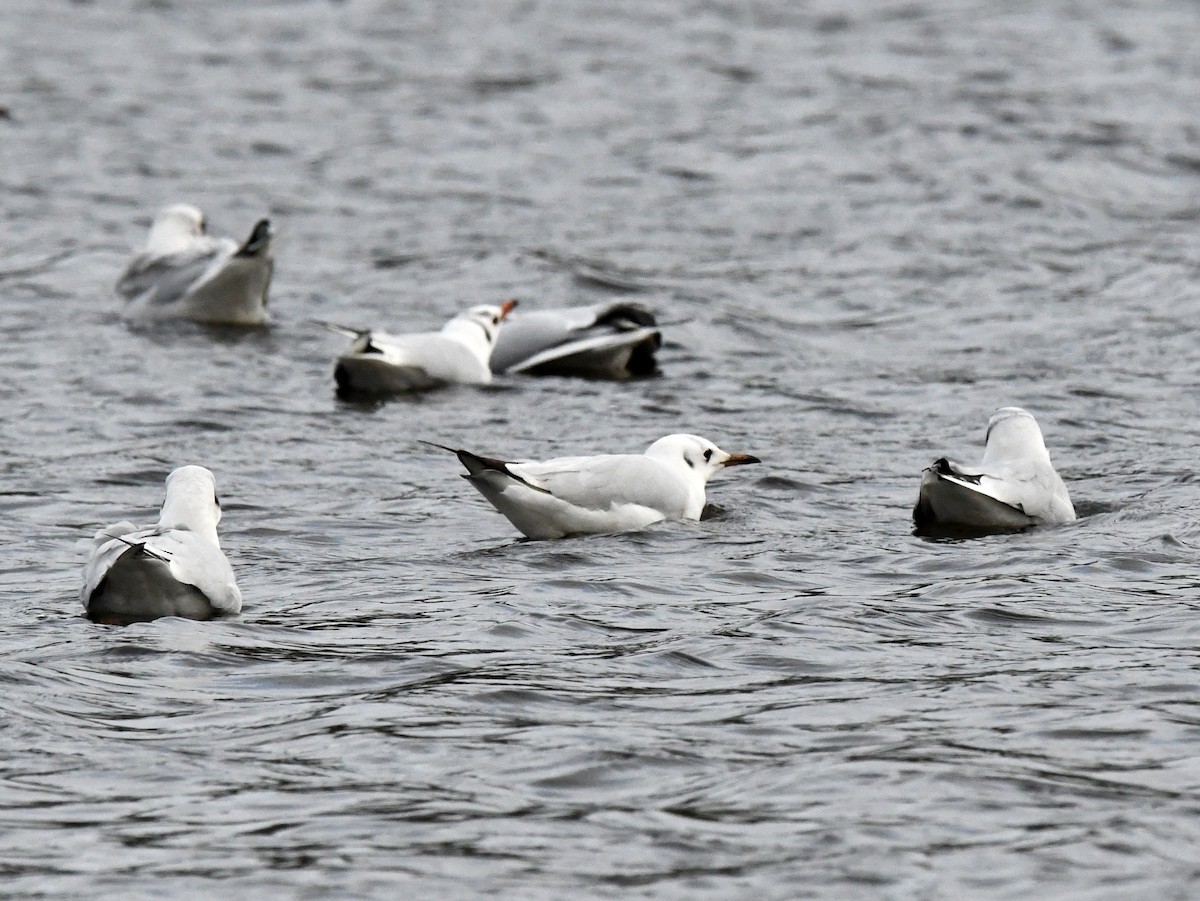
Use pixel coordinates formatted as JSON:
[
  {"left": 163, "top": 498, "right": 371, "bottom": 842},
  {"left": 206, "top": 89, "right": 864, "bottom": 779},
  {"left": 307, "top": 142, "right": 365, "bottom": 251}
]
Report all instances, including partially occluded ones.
[
  {"left": 81, "top": 466, "right": 242, "bottom": 625},
  {"left": 433, "top": 434, "right": 760, "bottom": 539},
  {"left": 117, "top": 204, "right": 274, "bottom": 325},
  {"left": 331, "top": 299, "right": 517, "bottom": 396},
  {"left": 914, "top": 406, "right": 1075, "bottom": 535}
]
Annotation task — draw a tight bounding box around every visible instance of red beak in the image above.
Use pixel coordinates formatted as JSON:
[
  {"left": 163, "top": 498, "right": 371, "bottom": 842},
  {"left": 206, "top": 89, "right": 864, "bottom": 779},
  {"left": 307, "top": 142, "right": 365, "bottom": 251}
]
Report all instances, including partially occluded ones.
[{"left": 499, "top": 298, "right": 518, "bottom": 320}]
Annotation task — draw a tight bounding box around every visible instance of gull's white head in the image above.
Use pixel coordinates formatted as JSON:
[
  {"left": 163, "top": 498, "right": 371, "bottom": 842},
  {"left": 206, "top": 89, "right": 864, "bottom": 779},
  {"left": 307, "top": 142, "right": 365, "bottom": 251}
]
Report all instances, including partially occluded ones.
[
  {"left": 146, "top": 204, "right": 207, "bottom": 255},
  {"left": 442, "top": 299, "right": 518, "bottom": 358},
  {"left": 159, "top": 465, "right": 223, "bottom": 545},
  {"left": 982, "top": 407, "right": 1052, "bottom": 464},
  {"left": 644, "top": 434, "right": 761, "bottom": 485}
]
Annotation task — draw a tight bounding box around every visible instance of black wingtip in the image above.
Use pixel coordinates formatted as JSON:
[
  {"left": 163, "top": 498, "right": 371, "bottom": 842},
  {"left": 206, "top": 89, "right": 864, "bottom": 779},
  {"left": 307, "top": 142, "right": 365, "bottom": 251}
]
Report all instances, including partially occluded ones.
[
  {"left": 455, "top": 448, "right": 506, "bottom": 475},
  {"left": 417, "top": 441, "right": 505, "bottom": 479},
  {"left": 236, "top": 219, "right": 272, "bottom": 256},
  {"left": 112, "top": 535, "right": 171, "bottom": 562},
  {"left": 930, "top": 457, "right": 984, "bottom": 485},
  {"left": 595, "top": 302, "right": 658, "bottom": 330},
  {"left": 451, "top": 448, "right": 552, "bottom": 494}
]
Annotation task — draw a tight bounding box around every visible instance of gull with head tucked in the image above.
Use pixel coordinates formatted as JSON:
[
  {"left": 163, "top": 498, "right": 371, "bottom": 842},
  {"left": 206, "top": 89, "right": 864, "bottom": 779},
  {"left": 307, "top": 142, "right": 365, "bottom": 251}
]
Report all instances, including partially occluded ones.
[
  {"left": 116, "top": 203, "right": 274, "bottom": 325},
  {"left": 80, "top": 466, "right": 242, "bottom": 625},
  {"left": 914, "top": 406, "right": 1076, "bottom": 534},
  {"left": 329, "top": 299, "right": 517, "bottom": 397},
  {"left": 430, "top": 434, "right": 761, "bottom": 539},
  {"left": 490, "top": 301, "right": 662, "bottom": 380}
]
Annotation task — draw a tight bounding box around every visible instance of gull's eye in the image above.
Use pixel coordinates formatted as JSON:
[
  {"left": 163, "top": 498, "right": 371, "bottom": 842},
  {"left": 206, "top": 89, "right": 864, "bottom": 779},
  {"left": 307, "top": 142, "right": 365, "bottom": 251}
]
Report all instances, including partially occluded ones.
[
  {"left": 215, "top": 495, "right": 222, "bottom": 509},
  {"left": 199, "top": 216, "right": 208, "bottom": 234},
  {"left": 703, "top": 448, "right": 713, "bottom": 462},
  {"left": 492, "top": 315, "right": 499, "bottom": 325}
]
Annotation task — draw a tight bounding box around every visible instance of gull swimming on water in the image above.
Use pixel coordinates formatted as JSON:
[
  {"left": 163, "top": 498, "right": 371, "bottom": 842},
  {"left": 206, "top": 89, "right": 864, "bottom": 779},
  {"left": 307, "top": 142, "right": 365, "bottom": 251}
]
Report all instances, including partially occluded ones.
[
  {"left": 116, "top": 203, "right": 274, "bottom": 325},
  {"left": 329, "top": 299, "right": 517, "bottom": 396},
  {"left": 490, "top": 301, "right": 662, "bottom": 379},
  {"left": 80, "top": 466, "right": 242, "bottom": 625},
  {"left": 430, "top": 434, "right": 761, "bottom": 539},
  {"left": 913, "top": 406, "right": 1076, "bottom": 534}
]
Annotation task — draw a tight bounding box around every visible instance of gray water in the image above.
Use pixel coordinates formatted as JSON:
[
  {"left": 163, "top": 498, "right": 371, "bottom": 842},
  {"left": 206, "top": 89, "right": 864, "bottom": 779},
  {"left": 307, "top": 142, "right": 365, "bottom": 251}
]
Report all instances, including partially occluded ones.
[{"left": 3, "top": 1, "right": 1200, "bottom": 898}]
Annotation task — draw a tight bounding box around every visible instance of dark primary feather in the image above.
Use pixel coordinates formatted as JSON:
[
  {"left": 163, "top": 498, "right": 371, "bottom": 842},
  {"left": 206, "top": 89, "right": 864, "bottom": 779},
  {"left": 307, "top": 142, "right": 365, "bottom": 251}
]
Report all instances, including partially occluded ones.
[
  {"left": 455, "top": 448, "right": 552, "bottom": 494},
  {"left": 420, "top": 441, "right": 552, "bottom": 495},
  {"left": 933, "top": 457, "right": 984, "bottom": 484},
  {"left": 236, "top": 219, "right": 272, "bottom": 256},
  {"left": 592, "top": 302, "right": 657, "bottom": 330}
]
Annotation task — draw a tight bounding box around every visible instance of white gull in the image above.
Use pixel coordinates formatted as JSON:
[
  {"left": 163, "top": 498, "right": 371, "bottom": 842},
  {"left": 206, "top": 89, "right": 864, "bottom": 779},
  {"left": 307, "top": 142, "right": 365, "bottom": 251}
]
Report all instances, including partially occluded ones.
[
  {"left": 81, "top": 465, "right": 242, "bottom": 624},
  {"left": 116, "top": 203, "right": 274, "bottom": 325},
  {"left": 431, "top": 434, "right": 760, "bottom": 539},
  {"left": 330, "top": 299, "right": 517, "bottom": 396},
  {"left": 914, "top": 406, "right": 1076, "bottom": 533}
]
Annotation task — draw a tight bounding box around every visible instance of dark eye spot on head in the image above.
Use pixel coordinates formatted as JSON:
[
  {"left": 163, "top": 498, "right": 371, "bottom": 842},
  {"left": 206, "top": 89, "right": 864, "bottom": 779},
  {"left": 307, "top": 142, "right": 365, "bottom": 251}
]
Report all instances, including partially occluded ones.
[
  {"left": 703, "top": 449, "right": 713, "bottom": 462},
  {"left": 492, "top": 316, "right": 499, "bottom": 325}
]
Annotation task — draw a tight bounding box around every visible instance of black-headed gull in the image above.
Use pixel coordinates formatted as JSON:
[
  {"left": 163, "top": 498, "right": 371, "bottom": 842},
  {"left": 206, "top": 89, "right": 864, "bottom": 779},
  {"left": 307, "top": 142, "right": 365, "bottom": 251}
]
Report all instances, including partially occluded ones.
[
  {"left": 116, "top": 204, "right": 274, "bottom": 325},
  {"left": 330, "top": 299, "right": 517, "bottom": 396},
  {"left": 431, "top": 434, "right": 761, "bottom": 539},
  {"left": 81, "top": 465, "right": 242, "bottom": 624},
  {"left": 914, "top": 406, "right": 1076, "bottom": 534},
  {"left": 490, "top": 301, "right": 662, "bottom": 379}
]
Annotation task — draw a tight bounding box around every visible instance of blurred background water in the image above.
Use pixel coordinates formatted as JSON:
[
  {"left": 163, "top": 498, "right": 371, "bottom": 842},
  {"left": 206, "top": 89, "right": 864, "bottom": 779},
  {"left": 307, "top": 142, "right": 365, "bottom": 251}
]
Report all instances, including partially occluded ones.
[{"left": 2, "top": 0, "right": 1200, "bottom": 897}]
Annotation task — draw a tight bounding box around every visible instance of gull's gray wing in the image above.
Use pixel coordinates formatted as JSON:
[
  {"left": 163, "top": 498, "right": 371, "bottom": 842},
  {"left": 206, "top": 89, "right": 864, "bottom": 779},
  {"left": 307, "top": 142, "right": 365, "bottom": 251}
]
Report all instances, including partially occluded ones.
[
  {"left": 491, "top": 302, "right": 659, "bottom": 373},
  {"left": 80, "top": 522, "right": 157, "bottom": 604},
  {"left": 913, "top": 455, "right": 1073, "bottom": 531},
  {"left": 913, "top": 460, "right": 1036, "bottom": 531},
  {"left": 504, "top": 325, "right": 661, "bottom": 378},
  {"left": 508, "top": 453, "right": 688, "bottom": 517},
  {"left": 150, "top": 529, "right": 242, "bottom": 613},
  {"left": 115, "top": 241, "right": 234, "bottom": 307},
  {"left": 983, "top": 458, "right": 1074, "bottom": 522},
  {"left": 81, "top": 523, "right": 241, "bottom": 613}
]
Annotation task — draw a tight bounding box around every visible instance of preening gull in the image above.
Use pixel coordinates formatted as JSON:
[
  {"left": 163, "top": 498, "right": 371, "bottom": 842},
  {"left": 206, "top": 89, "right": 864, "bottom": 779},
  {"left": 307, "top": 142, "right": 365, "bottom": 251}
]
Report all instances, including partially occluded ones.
[
  {"left": 81, "top": 466, "right": 242, "bottom": 625},
  {"left": 430, "top": 434, "right": 761, "bottom": 539},
  {"left": 330, "top": 299, "right": 517, "bottom": 396},
  {"left": 116, "top": 204, "right": 274, "bottom": 325},
  {"left": 490, "top": 301, "right": 662, "bottom": 379},
  {"left": 913, "top": 406, "right": 1076, "bottom": 534}
]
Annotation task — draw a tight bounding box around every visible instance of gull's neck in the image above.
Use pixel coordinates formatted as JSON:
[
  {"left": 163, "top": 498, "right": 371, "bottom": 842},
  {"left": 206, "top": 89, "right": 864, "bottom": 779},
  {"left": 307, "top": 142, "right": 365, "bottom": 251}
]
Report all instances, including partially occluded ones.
[
  {"left": 982, "top": 422, "right": 1051, "bottom": 465},
  {"left": 441, "top": 317, "right": 494, "bottom": 363},
  {"left": 158, "top": 494, "right": 221, "bottom": 546}
]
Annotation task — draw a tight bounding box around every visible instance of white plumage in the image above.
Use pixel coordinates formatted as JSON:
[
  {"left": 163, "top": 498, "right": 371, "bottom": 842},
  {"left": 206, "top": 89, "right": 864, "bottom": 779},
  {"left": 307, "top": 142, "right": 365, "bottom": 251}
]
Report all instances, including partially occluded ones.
[
  {"left": 116, "top": 204, "right": 274, "bottom": 325},
  {"left": 331, "top": 299, "right": 517, "bottom": 396},
  {"left": 914, "top": 406, "right": 1076, "bottom": 533},
  {"left": 436, "top": 434, "right": 761, "bottom": 539},
  {"left": 81, "top": 466, "right": 242, "bottom": 624}
]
